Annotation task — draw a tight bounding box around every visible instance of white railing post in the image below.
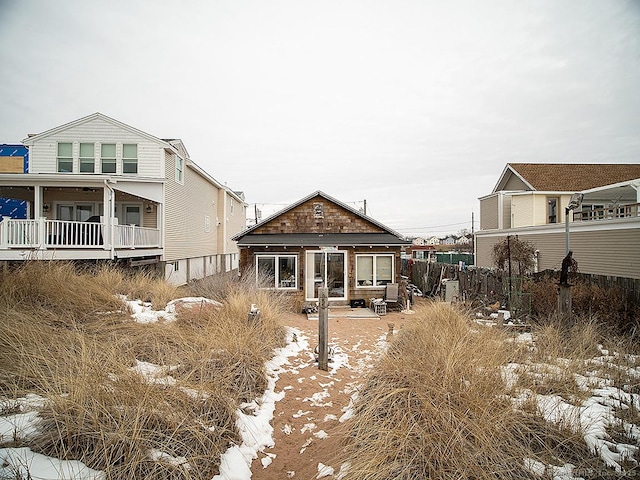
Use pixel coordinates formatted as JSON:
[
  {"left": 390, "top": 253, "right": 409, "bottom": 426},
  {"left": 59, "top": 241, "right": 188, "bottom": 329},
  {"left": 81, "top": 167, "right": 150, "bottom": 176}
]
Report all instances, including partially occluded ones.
[
  {"left": 38, "top": 218, "right": 46, "bottom": 250},
  {"left": 0, "top": 218, "right": 7, "bottom": 248}
]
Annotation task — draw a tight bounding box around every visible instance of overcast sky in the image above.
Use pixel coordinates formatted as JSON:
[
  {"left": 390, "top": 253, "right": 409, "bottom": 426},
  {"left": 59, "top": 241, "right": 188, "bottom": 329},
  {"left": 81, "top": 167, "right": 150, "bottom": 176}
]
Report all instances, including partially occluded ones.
[{"left": 1, "top": 0, "right": 639, "bottom": 237}]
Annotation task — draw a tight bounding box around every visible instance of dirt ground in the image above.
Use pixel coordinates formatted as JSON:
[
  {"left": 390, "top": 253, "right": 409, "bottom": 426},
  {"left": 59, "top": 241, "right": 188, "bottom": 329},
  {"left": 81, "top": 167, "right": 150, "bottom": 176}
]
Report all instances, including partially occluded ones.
[{"left": 250, "top": 307, "right": 416, "bottom": 480}]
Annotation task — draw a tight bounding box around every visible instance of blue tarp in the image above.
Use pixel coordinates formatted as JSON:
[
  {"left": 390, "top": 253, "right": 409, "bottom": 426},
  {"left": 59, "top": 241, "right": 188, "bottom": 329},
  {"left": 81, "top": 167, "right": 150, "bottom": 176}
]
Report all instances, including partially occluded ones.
[
  {"left": 0, "top": 144, "right": 29, "bottom": 172},
  {"left": 0, "top": 198, "right": 28, "bottom": 220}
]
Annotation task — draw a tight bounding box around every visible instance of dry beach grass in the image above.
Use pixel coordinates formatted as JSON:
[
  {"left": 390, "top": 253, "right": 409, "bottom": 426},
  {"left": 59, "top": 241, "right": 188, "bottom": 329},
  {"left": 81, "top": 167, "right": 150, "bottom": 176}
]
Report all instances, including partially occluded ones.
[
  {"left": 0, "top": 262, "right": 287, "bottom": 479},
  {"left": 0, "top": 262, "right": 638, "bottom": 479}
]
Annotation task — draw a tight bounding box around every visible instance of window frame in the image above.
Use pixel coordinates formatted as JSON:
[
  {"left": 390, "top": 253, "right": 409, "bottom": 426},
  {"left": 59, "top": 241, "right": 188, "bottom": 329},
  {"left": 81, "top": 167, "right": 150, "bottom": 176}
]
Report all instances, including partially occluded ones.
[
  {"left": 175, "top": 155, "right": 184, "bottom": 184},
  {"left": 122, "top": 144, "right": 138, "bottom": 174},
  {"left": 79, "top": 142, "right": 95, "bottom": 173},
  {"left": 255, "top": 253, "right": 298, "bottom": 290},
  {"left": 101, "top": 143, "right": 117, "bottom": 174},
  {"left": 56, "top": 142, "right": 73, "bottom": 173},
  {"left": 355, "top": 253, "right": 394, "bottom": 288}
]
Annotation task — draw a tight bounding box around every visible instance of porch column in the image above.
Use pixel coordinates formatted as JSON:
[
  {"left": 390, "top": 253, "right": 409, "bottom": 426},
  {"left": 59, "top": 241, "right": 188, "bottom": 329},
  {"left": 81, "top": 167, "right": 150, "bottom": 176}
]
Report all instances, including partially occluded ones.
[
  {"left": 34, "top": 186, "right": 43, "bottom": 219},
  {"left": 103, "top": 183, "right": 113, "bottom": 252}
]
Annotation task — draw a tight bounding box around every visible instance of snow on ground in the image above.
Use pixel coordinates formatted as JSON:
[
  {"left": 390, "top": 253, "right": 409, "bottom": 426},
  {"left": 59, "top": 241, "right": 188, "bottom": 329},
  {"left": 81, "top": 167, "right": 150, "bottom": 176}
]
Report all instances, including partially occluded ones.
[{"left": 1, "top": 303, "right": 639, "bottom": 479}]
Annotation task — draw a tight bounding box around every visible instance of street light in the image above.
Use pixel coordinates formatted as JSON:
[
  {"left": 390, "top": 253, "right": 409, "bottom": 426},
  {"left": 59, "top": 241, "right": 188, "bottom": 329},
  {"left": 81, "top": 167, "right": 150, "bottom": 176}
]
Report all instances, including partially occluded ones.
[{"left": 565, "top": 193, "right": 584, "bottom": 254}]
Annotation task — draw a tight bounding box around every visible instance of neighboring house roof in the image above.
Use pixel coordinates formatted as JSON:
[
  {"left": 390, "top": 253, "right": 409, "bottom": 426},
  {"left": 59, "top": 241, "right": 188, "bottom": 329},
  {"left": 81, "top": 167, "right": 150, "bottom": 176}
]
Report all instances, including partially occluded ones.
[
  {"left": 493, "top": 163, "right": 640, "bottom": 193},
  {"left": 232, "top": 190, "right": 409, "bottom": 243}
]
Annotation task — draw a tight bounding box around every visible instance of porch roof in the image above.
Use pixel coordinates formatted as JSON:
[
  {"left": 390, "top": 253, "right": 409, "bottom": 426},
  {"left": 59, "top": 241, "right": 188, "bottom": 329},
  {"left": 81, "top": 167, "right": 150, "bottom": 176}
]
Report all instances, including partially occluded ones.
[{"left": 236, "top": 233, "right": 411, "bottom": 247}]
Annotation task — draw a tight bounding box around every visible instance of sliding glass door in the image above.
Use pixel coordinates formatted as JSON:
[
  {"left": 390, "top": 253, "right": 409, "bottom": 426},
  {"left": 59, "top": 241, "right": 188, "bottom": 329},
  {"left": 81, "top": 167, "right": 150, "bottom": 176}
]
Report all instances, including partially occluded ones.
[{"left": 305, "top": 250, "right": 347, "bottom": 301}]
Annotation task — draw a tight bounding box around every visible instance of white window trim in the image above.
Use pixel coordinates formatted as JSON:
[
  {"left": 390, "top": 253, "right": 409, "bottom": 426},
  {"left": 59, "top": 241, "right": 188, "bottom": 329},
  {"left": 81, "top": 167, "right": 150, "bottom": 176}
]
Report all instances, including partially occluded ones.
[
  {"left": 100, "top": 143, "right": 117, "bottom": 174},
  {"left": 355, "top": 253, "right": 394, "bottom": 288},
  {"left": 175, "top": 155, "right": 184, "bottom": 184},
  {"left": 56, "top": 142, "right": 73, "bottom": 173},
  {"left": 122, "top": 143, "right": 138, "bottom": 174},
  {"left": 255, "top": 253, "right": 298, "bottom": 290}
]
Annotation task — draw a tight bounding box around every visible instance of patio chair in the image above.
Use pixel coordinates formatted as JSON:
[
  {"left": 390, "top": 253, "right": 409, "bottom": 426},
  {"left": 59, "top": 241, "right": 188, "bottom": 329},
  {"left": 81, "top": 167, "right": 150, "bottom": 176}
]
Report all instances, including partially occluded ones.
[{"left": 384, "top": 283, "right": 399, "bottom": 310}]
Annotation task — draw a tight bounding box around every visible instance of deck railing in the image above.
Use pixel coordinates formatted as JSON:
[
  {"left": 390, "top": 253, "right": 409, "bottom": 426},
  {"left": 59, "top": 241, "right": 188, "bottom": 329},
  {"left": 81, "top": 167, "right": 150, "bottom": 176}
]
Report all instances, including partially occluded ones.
[
  {"left": 0, "top": 218, "right": 160, "bottom": 251},
  {"left": 115, "top": 224, "right": 160, "bottom": 248},
  {"left": 573, "top": 203, "right": 640, "bottom": 221}
]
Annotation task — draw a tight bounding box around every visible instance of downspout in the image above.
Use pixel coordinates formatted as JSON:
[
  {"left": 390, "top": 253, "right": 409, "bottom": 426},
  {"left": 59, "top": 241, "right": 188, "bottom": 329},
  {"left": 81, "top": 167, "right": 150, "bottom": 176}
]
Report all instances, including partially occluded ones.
[{"left": 104, "top": 179, "right": 116, "bottom": 259}]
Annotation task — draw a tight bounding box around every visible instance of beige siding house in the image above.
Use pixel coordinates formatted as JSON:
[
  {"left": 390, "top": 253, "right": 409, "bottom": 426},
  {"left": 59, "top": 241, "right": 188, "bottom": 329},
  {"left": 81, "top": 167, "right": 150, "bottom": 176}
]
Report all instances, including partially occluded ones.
[
  {"left": 475, "top": 163, "right": 640, "bottom": 279},
  {"left": 0, "top": 113, "right": 246, "bottom": 285}
]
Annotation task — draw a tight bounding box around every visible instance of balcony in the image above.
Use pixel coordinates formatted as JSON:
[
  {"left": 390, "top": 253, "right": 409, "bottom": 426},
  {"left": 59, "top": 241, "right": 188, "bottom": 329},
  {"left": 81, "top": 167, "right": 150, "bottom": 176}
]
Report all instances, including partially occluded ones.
[
  {"left": 0, "top": 218, "right": 161, "bottom": 260},
  {"left": 573, "top": 203, "right": 640, "bottom": 222}
]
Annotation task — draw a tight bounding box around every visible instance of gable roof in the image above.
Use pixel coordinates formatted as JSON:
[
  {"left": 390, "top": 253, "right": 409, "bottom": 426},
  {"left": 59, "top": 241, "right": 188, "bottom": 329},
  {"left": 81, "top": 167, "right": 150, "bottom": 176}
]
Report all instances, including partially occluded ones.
[
  {"left": 232, "top": 190, "right": 408, "bottom": 242},
  {"left": 22, "top": 112, "right": 176, "bottom": 152},
  {"left": 493, "top": 163, "right": 640, "bottom": 193}
]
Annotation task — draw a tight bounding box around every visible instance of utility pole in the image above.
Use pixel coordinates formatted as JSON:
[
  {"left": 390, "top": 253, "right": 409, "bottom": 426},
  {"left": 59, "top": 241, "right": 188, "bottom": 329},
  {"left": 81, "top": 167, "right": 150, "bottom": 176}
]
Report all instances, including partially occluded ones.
[{"left": 363, "top": 199, "right": 367, "bottom": 216}]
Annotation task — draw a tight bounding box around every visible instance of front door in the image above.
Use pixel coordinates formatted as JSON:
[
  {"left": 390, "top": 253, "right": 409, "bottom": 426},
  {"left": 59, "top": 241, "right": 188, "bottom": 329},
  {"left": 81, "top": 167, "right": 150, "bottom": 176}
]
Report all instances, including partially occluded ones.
[{"left": 305, "top": 250, "right": 347, "bottom": 301}]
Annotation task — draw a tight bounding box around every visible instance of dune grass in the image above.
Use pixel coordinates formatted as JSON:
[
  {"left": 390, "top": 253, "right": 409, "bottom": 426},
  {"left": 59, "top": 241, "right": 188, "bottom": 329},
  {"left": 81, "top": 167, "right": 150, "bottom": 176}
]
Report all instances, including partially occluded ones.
[
  {"left": 339, "top": 302, "right": 636, "bottom": 479},
  {"left": 0, "top": 261, "right": 288, "bottom": 479}
]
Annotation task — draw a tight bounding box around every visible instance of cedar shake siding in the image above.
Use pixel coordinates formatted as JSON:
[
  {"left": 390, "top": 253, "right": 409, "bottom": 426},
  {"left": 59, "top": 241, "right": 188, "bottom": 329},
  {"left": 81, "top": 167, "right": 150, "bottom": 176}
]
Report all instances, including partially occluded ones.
[{"left": 233, "top": 191, "right": 410, "bottom": 304}]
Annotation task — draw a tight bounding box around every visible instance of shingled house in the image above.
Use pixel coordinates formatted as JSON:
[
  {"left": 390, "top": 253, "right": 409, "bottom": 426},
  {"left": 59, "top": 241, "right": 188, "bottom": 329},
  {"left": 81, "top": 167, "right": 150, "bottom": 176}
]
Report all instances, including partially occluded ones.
[
  {"left": 232, "top": 191, "right": 410, "bottom": 304},
  {"left": 475, "top": 163, "right": 640, "bottom": 279}
]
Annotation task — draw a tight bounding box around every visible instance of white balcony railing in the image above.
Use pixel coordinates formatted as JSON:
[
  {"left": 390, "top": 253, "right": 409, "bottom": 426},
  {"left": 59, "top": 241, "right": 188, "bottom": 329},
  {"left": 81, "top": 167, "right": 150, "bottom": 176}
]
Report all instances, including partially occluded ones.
[
  {"left": 115, "top": 224, "right": 160, "bottom": 248},
  {"left": 0, "top": 218, "right": 160, "bottom": 252},
  {"left": 573, "top": 203, "right": 640, "bottom": 222}
]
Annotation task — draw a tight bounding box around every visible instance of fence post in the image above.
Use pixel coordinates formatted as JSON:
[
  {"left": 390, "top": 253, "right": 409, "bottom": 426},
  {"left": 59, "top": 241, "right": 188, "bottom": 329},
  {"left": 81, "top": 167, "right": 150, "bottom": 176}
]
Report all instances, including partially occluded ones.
[{"left": 318, "top": 287, "right": 329, "bottom": 371}]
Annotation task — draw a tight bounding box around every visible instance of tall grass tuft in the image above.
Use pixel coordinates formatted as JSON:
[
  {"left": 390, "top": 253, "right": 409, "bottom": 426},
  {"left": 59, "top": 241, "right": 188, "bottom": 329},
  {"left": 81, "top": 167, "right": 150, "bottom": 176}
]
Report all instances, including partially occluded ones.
[
  {"left": 0, "top": 262, "right": 288, "bottom": 479},
  {"left": 339, "top": 302, "right": 604, "bottom": 479}
]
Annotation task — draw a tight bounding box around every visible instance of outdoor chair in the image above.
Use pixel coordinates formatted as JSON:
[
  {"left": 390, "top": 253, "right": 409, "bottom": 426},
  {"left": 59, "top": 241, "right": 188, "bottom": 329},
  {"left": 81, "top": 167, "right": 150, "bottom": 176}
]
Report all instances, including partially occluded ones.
[{"left": 384, "top": 283, "right": 399, "bottom": 310}]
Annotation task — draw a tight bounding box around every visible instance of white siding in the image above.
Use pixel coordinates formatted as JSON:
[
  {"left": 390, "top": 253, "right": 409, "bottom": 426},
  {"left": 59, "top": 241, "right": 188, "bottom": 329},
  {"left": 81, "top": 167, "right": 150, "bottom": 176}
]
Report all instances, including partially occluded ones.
[
  {"left": 28, "top": 117, "right": 164, "bottom": 178},
  {"left": 475, "top": 223, "right": 640, "bottom": 279},
  {"left": 163, "top": 152, "right": 220, "bottom": 261},
  {"left": 480, "top": 195, "right": 499, "bottom": 230}
]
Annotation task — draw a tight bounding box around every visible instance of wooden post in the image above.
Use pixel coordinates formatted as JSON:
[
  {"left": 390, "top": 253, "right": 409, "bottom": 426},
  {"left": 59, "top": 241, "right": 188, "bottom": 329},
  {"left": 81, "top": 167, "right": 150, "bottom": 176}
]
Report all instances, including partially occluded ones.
[
  {"left": 318, "top": 287, "right": 329, "bottom": 371},
  {"left": 558, "top": 284, "right": 572, "bottom": 323}
]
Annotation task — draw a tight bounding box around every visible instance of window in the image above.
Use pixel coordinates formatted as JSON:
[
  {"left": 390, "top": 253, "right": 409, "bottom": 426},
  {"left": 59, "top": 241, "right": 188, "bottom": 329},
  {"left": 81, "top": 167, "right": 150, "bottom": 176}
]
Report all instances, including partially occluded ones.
[
  {"left": 123, "top": 205, "right": 140, "bottom": 226},
  {"left": 122, "top": 144, "right": 138, "bottom": 174},
  {"left": 79, "top": 143, "right": 95, "bottom": 173},
  {"left": 230, "top": 197, "right": 234, "bottom": 215},
  {"left": 57, "top": 142, "right": 73, "bottom": 173},
  {"left": 547, "top": 197, "right": 559, "bottom": 224},
  {"left": 175, "top": 155, "right": 184, "bottom": 183},
  {"left": 256, "top": 254, "right": 297, "bottom": 289},
  {"left": 101, "top": 144, "right": 116, "bottom": 173},
  {"left": 356, "top": 254, "right": 393, "bottom": 287}
]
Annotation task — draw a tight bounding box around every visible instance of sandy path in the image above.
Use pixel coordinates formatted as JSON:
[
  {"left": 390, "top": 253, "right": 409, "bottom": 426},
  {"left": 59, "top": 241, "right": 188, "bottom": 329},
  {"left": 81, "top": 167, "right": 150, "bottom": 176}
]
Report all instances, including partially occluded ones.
[{"left": 251, "top": 309, "right": 413, "bottom": 480}]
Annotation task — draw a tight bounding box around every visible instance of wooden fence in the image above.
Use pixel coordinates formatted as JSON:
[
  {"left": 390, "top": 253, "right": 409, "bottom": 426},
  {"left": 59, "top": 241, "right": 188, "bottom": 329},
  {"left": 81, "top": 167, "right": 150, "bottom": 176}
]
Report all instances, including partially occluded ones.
[{"left": 402, "top": 259, "right": 640, "bottom": 306}]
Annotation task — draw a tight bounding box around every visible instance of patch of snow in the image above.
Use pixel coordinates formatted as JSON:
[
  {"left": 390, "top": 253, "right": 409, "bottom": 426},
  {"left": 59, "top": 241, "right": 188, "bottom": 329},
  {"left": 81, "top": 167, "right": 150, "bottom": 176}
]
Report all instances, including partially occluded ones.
[
  {"left": 316, "top": 462, "right": 334, "bottom": 478},
  {"left": 0, "top": 447, "right": 105, "bottom": 480},
  {"left": 148, "top": 448, "right": 190, "bottom": 470},
  {"left": 0, "top": 411, "right": 40, "bottom": 443}
]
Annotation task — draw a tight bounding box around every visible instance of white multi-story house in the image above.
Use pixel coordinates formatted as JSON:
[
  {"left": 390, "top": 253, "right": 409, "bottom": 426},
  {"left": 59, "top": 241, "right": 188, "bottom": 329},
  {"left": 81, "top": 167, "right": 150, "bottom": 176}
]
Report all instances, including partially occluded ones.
[
  {"left": 0, "top": 113, "right": 247, "bottom": 285},
  {"left": 475, "top": 163, "right": 640, "bottom": 279}
]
